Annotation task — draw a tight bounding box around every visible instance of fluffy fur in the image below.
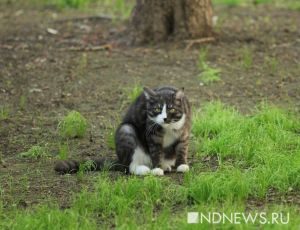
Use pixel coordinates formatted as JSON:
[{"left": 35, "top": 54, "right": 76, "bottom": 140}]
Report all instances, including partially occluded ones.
[{"left": 55, "top": 86, "right": 192, "bottom": 176}]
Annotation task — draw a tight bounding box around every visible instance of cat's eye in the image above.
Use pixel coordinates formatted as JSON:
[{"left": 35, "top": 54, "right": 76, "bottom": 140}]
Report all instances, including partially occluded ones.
[
  {"left": 169, "top": 108, "right": 176, "bottom": 113},
  {"left": 154, "top": 108, "right": 161, "bottom": 113}
]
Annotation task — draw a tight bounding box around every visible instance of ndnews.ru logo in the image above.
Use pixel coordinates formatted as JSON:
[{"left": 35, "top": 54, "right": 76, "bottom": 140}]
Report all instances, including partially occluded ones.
[{"left": 187, "top": 212, "right": 289, "bottom": 225}]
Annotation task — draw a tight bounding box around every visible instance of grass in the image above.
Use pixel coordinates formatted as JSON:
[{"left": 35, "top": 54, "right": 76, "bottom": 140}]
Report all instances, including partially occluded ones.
[
  {"left": 213, "top": 14, "right": 227, "bottom": 33},
  {"left": 107, "top": 0, "right": 134, "bottom": 19},
  {"left": 13, "top": 0, "right": 300, "bottom": 12},
  {"left": 2, "top": 174, "right": 300, "bottom": 229},
  {"left": 57, "top": 111, "right": 88, "bottom": 139},
  {"left": 2, "top": 102, "right": 300, "bottom": 229},
  {"left": 0, "top": 106, "right": 10, "bottom": 121},
  {"left": 241, "top": 47, "right": 253, "bottom": 69},
  {"left": 192, "top": 102, "right": 300, "bottom": 198},
  {"left": 285, "top": 1, "right": 300, "bottom": 11},
  {"left": 264, "top": 56, "right": 278, "bottom": 75},
  {"left": 1, "top": 0, "right": 300, "bottom": 228},
  {"left": 13, "top": 0, "right": 300, "bottom": 14},
  {"left": 58, "top": 143, "right": 69, "bottom": 159},
  {"left": 213, "top": 0, "right": 300, "bottom": 10},
  {"left": 0, "top": 153, "right": 3, "bottom": 165},
  {"left": 106, "top": 128, "right": 116, "bottom": 150},
  {"left": 36, "top": 0, "right": 96, "bottom": 9},
  {"left": 19, "top": 95, "right": 27, "bottom": 111},
  {"left": 119, "top": 84, "right": 143, "bottom": 111},
  {"left": 28, "top": 0, "right": 135, "bottom": 19},
  {"left": 213, "top": 0, "right": 244, "bottom": 6},
  {"left": 77, "top": 160, "right": 97, "bottom": 181},
  {"left": 199, "top": 67, "right": 221, "bottom": 85},
  {"left": 197, "top": 47, "right": 208, "bottom": 70},
  {"left": 19, "top": 145, "right": 49, "bottom": 159},
  {"left": 127, "top": 84, "right": 143, "bottom": 102},
  {"left": 197, "top": 48, "right": 221, "bottom": 85}
]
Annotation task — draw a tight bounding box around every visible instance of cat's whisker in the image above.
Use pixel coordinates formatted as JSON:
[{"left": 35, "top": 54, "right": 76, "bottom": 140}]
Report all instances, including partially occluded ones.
[
  {"left": 148, "top": 122, "right": 158, "bottom": 137},
  {"left": 146, "top": 122, "right": 156, "bottom": 138}
]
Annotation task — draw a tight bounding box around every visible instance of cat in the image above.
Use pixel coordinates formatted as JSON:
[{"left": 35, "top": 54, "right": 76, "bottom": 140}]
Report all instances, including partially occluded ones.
[{"left": 55, "top": 86, "right": 191, "bottom": 176}]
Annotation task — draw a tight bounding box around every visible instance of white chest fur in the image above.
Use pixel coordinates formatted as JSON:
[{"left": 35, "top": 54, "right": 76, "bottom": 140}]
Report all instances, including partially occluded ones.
[
  {"left": 162, "top": 114, "right": 186, "bottom": 147},
  {"left": 163, "top": 129, "right": 180, "bottom": 147}
]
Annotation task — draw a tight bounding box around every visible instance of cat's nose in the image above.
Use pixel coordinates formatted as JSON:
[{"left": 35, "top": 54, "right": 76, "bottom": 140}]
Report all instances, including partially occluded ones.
[{"left": 163, "top": 118, "right": 168, "bottom": 122}]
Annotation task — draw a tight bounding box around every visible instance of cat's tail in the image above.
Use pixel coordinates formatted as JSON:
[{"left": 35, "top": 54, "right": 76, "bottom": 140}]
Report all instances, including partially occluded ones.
[{"left": 54, "top": 157, "right": 128, "bottom": 174}]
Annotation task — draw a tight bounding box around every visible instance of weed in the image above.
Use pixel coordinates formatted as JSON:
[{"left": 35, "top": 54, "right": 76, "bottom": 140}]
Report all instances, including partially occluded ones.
[
  {"left": 103, "top": 115, "right": 119, "bottom": 150},
  {"left": 19, "top": 95, "right": 27, "bottom": 111},
  {"left": 106, "top": 129, "right": 115, "bottom": 150},
  {"left": 213, "top": 0, "right": 277, "bottom": 6},
  {"left": 241, "top": 47, "right": 253, "bottom": 69},
  {"left": 119, "top": 84, "right": 143, "bottom": 111},
  {"left": 43, "top": 0, "right": 92, "bottom": 9},
  {"left": 264, "top": 56, "right": 278, "bottom": 75},
  {"left": 261, "top": 0, "right": 300, "bottom": 11},
  {"left": 214, "top": 14, "right": 227, "bottom": 33},
  {"left": 19, "top": 145, "right": 49, "bottom": 159},
  {"left": 198, "top": 47, "right": 208, "bottom": 70},
  {"left": 58, "top": 111, "right": 88, "bottom": 138},
  {"left": 97, "top": 0, "right": 134, "bottom": 20},
  {"left": 77, "top": 53, "right": 88, "bottom": 72},
  {"left": 0, "top": 152, "right": 3, "bottom": 165},
  {"left": 113, "top": 0, "right": 133, "bottom": 19},
  {"left": 199, "top": 67, "right": 221, "bottom": 85},
  {"left": 77, "top": 160, "right": 96, "bottom": 180},
  {"left": 127, "top": 84, "right": 143, "bottom": 102},
  {"left": 285, "top": 1, "right": 300, "bottom": 11},
  {"left": 197, "top": 48, "right": 221, "bottom": 85},
  {"left": 0, "top": 106, "right": 10, "bottom": 121},
  {"left": 19, "top": 175, "right": 30, "bottom": 193},
  {"left": 213, "top": 0, "right": 242, "bottom": 6},
  {"left": 40, "top": 0, "right": 135, "bottom": 18},
  {"left": 58, "top": 143, "right": 69, "bottom": 160},
  {"left": 253, "top": 0, "right": 273, "bottom": 4}
]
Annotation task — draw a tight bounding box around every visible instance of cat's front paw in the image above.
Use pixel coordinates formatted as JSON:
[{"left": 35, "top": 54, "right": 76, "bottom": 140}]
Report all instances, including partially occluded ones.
[
  {"left": 176, "top": 164, "right": 189, "bottom": 173},
  {"left": 151, "top": 168, "right": 164, "bottom": 176},
  {"left": 134, "top": 165, "right": 151, "bottom": 175}
]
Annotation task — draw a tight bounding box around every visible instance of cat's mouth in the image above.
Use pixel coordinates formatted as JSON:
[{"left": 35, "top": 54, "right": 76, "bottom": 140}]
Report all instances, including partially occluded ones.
[{"left": 161, "top": 121, "right": 177, "bottom": 128}]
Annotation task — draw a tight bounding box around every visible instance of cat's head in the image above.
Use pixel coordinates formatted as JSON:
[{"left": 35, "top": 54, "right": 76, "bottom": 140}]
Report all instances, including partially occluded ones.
[{"left": 143, "top": 86, "right": 186, "bottom": 129}]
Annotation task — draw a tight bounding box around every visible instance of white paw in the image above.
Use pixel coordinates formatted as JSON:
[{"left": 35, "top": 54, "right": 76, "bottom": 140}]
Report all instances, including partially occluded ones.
[
  {"left": 176, "top": 164, "right": 189, "bottom": 173},
  {"left": 151, "top": 168, "right": 164, "bottom": 176},
  {"left": 134, "top": 165, "right": 151, "bottom": 175}
]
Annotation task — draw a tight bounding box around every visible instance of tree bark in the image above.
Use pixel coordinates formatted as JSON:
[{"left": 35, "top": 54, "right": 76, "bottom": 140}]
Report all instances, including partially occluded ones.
[{"left": 130, "top": 0, "right": 213, "bottom": 44}]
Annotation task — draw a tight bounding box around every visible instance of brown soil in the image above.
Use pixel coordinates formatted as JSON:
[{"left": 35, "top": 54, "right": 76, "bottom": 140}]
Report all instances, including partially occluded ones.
[{"left": 0, "top": 3, "right": 299, "bottom": 209}]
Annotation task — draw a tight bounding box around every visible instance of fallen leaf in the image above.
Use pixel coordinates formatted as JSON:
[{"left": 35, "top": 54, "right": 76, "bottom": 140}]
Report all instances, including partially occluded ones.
[{"left": 47, "top": 28, "right": 58, "bottom": 35}]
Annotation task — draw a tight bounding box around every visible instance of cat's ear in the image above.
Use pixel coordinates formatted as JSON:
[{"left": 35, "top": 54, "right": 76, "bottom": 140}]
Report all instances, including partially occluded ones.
[
  {"left": 143, "top": 87, "right": 156, "bottom": 99},
  {"left": 175, "top": 87, "right": 185, "bottom": 99}
]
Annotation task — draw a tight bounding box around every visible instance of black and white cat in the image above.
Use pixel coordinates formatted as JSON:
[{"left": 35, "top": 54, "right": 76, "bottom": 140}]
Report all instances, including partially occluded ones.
[
  {"left": 55, "top": 86, "right": 191, "bottom": 176},
  {"left": 115, "top": 86, "right": 191, "bottom": 175}
]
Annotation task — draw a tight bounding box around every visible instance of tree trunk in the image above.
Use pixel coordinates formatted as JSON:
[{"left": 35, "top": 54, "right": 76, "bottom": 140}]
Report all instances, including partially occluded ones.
[{"left": 130, "top": 0, "right": 213, "bottom": 44}]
